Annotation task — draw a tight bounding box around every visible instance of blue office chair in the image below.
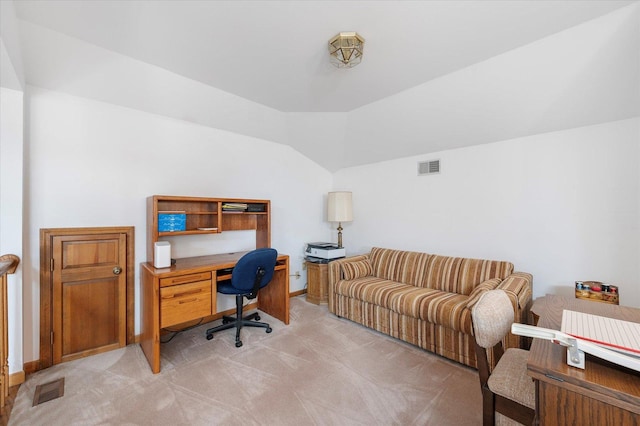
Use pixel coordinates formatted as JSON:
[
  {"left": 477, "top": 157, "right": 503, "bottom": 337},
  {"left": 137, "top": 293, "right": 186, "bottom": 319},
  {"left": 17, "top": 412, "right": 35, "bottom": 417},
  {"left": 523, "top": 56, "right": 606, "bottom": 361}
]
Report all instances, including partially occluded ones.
[{"left": 205, "top": 248, "right": 278, "bottom": 347}]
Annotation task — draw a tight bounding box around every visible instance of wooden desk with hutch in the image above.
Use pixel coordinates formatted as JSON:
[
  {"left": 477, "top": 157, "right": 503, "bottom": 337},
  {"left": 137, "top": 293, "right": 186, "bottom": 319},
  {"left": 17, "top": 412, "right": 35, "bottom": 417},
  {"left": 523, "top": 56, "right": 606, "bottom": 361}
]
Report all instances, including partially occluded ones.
[
  {"left": 140, "top": 195, "right": 290, "bottom": 374},
  {"left": 528, "top": 295, "right": 640, "bottom": 425}
]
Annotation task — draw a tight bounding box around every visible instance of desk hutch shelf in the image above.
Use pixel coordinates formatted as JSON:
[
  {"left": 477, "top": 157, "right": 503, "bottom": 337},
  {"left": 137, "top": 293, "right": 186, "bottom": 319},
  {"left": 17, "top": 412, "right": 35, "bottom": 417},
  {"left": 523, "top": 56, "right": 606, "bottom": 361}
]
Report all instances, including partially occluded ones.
[{"left": 147, "top": 195, "right": 270, "bottom": 264}]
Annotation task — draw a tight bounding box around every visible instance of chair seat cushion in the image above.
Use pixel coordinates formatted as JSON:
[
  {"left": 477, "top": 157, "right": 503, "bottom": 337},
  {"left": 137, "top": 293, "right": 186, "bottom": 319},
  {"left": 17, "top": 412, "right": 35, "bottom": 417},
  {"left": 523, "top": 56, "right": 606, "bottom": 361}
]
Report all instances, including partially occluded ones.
[
  {"left": 217, "top": 280, "right": 244, "bottom": 295},
  {"left": 217, "top": 279, "right": 268, "bottom": 295},
  {"left": 487, "top": 348, "right": 535, "bottom": 409}
]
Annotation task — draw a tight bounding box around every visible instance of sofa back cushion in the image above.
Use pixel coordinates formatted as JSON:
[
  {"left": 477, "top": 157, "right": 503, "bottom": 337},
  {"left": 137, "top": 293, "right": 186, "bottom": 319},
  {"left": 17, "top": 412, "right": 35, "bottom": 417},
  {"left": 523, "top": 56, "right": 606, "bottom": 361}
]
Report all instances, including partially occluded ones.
[
  {"left": 458, "top": 258, "right": 514, "bottom": 295},
  {"left": 421, "top": 255, "right": 464, "bottom": 293},
  {"left": 370, "top": 247, "right": 514, "bottom": 296},
  {"left": 369, "top": 247, "right": 431, "bottom": 287}
]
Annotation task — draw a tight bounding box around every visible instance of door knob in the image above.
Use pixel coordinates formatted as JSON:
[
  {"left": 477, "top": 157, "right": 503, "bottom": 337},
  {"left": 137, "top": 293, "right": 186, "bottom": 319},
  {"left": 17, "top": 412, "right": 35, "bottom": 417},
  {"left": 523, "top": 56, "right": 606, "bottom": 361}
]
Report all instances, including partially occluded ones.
[{"left": 113, "top": 266, "right": 122, "bottom": 275}]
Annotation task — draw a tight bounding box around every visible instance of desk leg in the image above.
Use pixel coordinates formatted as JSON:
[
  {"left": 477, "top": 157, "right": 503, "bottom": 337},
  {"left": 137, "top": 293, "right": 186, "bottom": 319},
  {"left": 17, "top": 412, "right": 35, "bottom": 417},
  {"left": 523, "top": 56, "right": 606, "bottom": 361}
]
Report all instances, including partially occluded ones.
[
  {"left": 258, "top": 256, "right": 290, "bottom": 325},
  {"left": 140, "top": 265, "right": 161, "bottom": 373}
]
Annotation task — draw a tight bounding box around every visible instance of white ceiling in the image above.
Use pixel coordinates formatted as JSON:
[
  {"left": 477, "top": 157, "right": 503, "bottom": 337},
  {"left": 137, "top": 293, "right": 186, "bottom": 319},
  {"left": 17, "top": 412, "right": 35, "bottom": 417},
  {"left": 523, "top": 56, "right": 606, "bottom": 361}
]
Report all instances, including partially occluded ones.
[
  {"left": 7, "top": 1, "right": 639, "bottom": 171},
  {"left": 12, "top": 0, "right": 634, "bottom": 113}
]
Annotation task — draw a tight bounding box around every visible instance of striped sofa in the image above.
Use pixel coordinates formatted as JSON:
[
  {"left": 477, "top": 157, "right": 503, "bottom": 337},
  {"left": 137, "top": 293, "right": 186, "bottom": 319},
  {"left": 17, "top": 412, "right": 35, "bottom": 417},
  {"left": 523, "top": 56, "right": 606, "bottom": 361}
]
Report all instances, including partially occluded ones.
[{"left": 328, "top": 247, "right": 532, "bottom": 368}]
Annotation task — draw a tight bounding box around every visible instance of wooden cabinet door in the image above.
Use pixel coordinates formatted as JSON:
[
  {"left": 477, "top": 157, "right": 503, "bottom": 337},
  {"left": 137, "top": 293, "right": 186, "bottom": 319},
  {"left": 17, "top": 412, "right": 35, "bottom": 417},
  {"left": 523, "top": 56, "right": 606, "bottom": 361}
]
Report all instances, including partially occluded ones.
[
  {"left": 305, "top": 262, "right": 328, "bottom": 305},
  {"left": 52, "top": 233, "right": 127, "bottom": 364}
]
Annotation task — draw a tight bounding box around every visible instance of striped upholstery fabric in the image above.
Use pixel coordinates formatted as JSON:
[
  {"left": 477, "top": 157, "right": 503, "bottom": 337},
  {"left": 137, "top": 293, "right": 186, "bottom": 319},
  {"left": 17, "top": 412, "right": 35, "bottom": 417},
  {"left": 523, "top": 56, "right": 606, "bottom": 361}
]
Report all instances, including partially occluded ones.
[
  {"left": 458, "top": 258, "right": 514, "bottom": 295},
  {"left": 341, "top": 259, "right": 373, "bottom": 280},
  {"left": 327, "top": 254, "right": 369, "bottom": 313},
  {"left": 332, "top": 294, "right": 478, "bottom": 367},
  {"left": 466, "top": 278, "right": 502, "bottom": 309},
  {"left": 420, "top": 255, "right": 464, "bottom": 292},
  {"left": 328, "top": 248, "right": 532, "bottom": 369},
  {"left": 335, "top": 277, "right": 473, "bottom": 333},
  {"left": 334, "top": 277, "right": 409, "bottom": 306},
  {"left": 369, "top": 247, "right": 513, "bottom": 295},
  {"left": 497, "top": 272, "right": 533, "bottom": 350},
  {"left": 369, "top": 247, "right": 431, "bottom": 287}
]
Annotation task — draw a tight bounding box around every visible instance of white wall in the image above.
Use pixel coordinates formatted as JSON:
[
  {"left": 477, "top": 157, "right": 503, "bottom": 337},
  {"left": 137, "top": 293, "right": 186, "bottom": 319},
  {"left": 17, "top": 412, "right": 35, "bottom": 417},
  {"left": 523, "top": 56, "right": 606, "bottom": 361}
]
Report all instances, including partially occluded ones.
[
  {"left": 23, "top": 87, "right": 332, "bottom": 363},
  {"left": 0, "top": 0, "right": 25, "bottom": 90},
  {"left": 0, "top": 0, "right": 25, "bottom": 381},
  {"left": 285, "top": 112, "right": 347, "bottom": 173},
  {"left": 18, "top": 20, "right": 287, "bottom": 150},
  {"left": 334, "top": 118, "right": 640, "bottom": 308},
  {"left": 0, "top": 88, "right": 24, "bottom": 377}
]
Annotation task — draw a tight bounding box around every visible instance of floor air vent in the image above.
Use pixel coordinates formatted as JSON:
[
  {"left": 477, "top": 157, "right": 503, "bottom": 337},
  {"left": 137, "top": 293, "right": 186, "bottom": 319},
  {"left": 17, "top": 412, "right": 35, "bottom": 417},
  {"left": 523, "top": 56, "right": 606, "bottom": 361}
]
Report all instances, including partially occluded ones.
[
  {"left": 418, "top": 159, "right": 440, "bottom": 176},
  {"left": 32, "top": 377, "right": 65, "bottom": 406}
]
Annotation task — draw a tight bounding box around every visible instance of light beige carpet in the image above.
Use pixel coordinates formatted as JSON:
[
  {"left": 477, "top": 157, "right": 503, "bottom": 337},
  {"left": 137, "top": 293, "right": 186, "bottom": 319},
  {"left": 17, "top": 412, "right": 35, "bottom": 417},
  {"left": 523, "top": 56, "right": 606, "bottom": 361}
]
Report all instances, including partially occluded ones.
[{"left": 9, "top": 296, "right": 482, "bottom": 425}]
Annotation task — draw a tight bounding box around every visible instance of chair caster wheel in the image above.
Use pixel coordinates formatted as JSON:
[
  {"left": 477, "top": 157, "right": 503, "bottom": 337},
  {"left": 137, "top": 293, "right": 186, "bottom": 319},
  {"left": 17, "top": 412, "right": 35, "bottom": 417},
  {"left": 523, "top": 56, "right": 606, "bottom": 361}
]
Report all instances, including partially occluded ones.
[
  {"left": 235, "top": 341, "right": 243, "bottom": 348},
  {"left": 206, "top": 334, "right": 213, "bottom": 340},
  {"left": 266, "top": 327, "right": 272, "bottom": 333},
  {"left": 222, "top": 319, "right": 229, "bottom": 325},
  {"left": 255, "top": 315, "right": 261, "bottom": 321}
]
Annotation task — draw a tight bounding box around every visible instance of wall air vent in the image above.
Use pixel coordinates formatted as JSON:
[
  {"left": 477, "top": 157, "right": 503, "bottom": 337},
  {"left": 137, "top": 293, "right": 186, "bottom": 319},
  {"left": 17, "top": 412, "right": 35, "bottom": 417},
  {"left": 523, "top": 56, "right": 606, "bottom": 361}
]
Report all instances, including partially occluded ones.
[{"left": 418, "top": 159, "right": 440, "bottom": 176}]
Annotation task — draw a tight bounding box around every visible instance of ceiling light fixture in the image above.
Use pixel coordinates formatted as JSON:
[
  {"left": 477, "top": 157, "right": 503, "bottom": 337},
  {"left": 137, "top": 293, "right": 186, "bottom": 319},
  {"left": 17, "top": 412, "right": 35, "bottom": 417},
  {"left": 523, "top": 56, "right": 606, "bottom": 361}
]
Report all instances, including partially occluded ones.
[{"left": 328, "top": 32, "right": 365, "bottom": 68}]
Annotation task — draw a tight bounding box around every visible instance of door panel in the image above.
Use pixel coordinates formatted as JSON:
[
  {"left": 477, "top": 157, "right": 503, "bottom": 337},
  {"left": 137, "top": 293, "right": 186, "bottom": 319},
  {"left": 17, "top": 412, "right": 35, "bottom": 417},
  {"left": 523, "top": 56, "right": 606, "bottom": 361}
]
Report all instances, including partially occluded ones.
[
  {"left": 52, "top": 233, "right": 126, "bottom": 364},
  {"left": 62, "top": 277, "right": 121, "bottom": 355}
]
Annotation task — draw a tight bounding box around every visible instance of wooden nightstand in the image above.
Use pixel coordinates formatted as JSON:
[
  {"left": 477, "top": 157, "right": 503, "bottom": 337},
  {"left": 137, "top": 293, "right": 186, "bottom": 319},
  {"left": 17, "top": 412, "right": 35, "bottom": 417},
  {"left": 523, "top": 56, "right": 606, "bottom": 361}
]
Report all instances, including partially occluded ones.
[{"left": 305, "top": 261, "right": 329, "bottom": 305}]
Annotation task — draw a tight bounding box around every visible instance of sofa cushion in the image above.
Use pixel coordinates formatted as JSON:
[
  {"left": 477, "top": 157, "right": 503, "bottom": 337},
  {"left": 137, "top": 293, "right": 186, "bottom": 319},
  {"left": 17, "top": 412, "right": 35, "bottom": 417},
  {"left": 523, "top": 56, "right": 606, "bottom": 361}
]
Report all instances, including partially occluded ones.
[
  {"left": 458, "top": 258, "right": 514, "bottom": 295},
  {"left": 389, "top": 287, "right": 473, "bottom": 333},
  {"left": 415, "top": 292, "right": 473, "bottom": 333},
  {"left": 421, "top": 255, "right": 514, "bottom": 295},
  {"left": 369, "top": 248, "right": 514, "bottom": 296},
  {"left": 386, "top": 286, "right": 441, "bottom": 317},
  {"left": 335, "top": 277, "right": 473, "bottom": 334},
  {"left": 421, "top": 255, "right": 464, "bottom": 293},
  {"left": 334, "top": 276, "right": 409, "bottom": 307},
  {"left": 342, "top": 259, "right": 373, "bottom": 280},
  {"left": 369, "top": 247, "right": 431, "bottom": 287}
]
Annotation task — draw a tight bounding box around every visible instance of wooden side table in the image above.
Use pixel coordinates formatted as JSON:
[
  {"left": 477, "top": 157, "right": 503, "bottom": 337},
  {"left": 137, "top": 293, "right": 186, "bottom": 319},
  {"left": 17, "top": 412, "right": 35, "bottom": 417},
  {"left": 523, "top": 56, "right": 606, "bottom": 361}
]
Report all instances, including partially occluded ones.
[{"left": 306, "top": 261, "right": 328, "bottom": 305}]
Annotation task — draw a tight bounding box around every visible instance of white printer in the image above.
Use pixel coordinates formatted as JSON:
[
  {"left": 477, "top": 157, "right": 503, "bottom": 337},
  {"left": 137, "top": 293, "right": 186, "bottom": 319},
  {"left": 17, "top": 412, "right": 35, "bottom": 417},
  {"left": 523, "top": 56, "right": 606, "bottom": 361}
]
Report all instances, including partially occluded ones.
[{"left": 305, "top": 242, "right": 346, "bottom": 260}]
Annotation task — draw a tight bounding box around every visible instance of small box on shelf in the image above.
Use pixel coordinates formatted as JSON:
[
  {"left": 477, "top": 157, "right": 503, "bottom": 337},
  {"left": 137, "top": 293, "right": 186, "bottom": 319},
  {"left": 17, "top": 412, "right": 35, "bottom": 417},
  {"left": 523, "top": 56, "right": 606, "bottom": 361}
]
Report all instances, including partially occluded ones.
[{"left": 158, "top": 212, "right": 186, "bottom": 232}]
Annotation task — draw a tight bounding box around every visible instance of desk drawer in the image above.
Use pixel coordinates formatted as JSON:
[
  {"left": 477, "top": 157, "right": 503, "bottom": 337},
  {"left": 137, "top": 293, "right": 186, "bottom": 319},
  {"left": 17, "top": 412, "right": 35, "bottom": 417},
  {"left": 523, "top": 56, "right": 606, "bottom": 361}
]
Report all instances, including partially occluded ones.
[
  {"left": 160, "top": 280, "right": 212, "bottom": 328},
  {"left": 160, "top": 272, "right": 212, "bottom": 287}
]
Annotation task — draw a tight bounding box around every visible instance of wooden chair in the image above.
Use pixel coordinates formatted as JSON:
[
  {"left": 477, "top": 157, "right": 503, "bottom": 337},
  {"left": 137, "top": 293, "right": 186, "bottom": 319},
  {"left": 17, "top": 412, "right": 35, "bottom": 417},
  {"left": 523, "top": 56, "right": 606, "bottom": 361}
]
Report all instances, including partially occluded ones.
[{"left": 471, "top": 289, "right": 535, "bottom": 425}]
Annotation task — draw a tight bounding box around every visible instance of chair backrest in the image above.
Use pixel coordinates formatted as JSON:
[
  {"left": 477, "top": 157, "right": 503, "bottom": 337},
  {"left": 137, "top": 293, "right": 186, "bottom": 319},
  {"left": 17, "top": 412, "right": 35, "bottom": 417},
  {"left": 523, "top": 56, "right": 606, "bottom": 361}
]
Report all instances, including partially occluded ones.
[
  {"left": 231, "top": 248, "right": 278, "bottom": 296},
  {"left": 472, "top": 289, "right": 514, "bottom": 349}
]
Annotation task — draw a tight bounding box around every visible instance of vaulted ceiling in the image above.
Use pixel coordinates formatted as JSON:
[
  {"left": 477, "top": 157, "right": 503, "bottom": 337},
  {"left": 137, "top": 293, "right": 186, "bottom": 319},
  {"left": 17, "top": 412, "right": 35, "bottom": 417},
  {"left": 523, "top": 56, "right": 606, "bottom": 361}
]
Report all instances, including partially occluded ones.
[{"left": 7, "top": 0, "right": 640, "bottom": 170}]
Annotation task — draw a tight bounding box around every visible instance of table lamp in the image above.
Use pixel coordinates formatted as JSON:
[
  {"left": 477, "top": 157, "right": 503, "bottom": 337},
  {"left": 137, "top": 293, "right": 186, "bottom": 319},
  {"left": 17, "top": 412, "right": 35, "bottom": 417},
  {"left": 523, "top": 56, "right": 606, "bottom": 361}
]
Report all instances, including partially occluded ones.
[{"left": 327, "top": 191, "right": 353, "bottom": 248}]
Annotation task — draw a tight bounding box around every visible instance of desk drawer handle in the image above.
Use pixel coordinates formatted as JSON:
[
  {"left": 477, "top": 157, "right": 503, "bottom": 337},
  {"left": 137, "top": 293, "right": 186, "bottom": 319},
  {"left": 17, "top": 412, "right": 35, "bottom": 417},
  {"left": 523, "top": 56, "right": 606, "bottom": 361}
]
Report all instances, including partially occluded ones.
[
  {"left": 178, "top": 298, "right": 198, "bottom": 304},
  {"left": 163, "top": 288, "right": 203, "bottom": 299}
]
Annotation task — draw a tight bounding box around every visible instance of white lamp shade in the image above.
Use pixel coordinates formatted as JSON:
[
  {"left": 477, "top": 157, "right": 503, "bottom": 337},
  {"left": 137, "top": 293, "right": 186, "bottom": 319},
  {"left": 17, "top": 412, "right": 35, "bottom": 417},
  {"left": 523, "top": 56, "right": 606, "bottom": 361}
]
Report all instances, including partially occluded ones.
[{"left": 327, "top": 191, "right": 353, "bottom": 222}]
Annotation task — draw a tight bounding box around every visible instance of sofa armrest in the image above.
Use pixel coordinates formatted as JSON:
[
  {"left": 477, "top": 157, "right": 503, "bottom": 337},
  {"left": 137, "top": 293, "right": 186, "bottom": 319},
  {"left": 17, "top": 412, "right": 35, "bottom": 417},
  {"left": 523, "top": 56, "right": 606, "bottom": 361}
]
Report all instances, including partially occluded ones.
[
  {"left": 497, "top": 271, "right": 533, "bottom": 349},
  {"left": 328, "top": 254, "right": 370, "bottom": 313}
]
